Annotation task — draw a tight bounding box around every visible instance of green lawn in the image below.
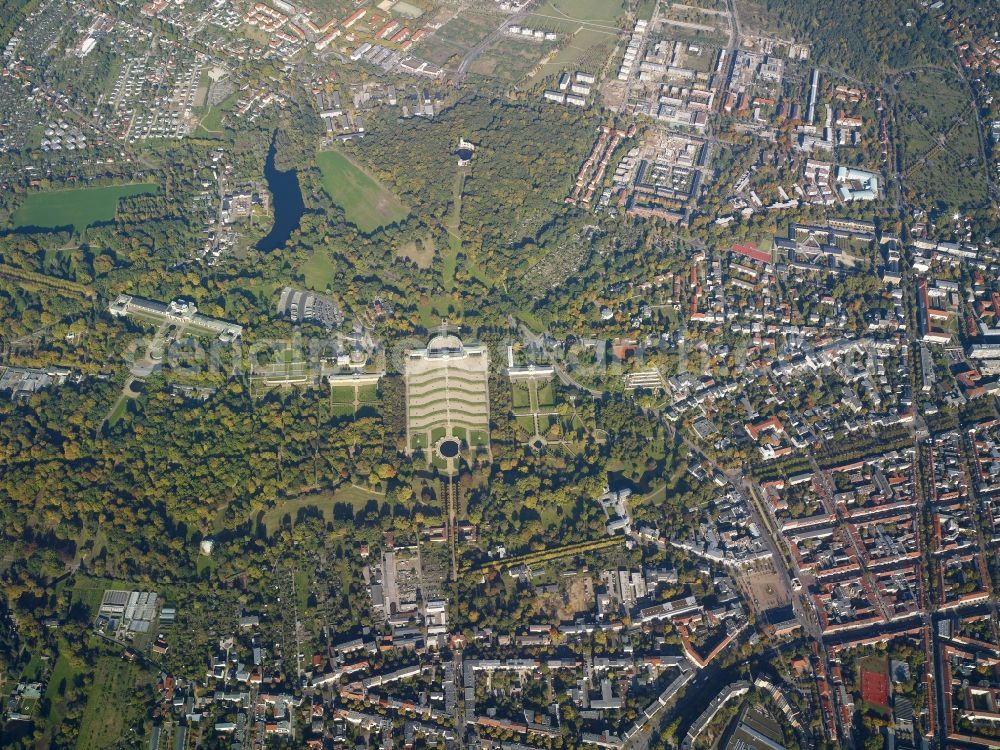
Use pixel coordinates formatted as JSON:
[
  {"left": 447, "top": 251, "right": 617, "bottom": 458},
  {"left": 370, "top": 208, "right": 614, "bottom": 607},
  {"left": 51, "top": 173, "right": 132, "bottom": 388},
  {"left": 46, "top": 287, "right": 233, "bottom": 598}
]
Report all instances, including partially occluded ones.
[
  {"left": 300, "top": 250, "right": 340, "bottom": 291},
  {"left": 642, "top": 483, "right": 667, "bottom": 507},
  {"left": 512, "top": 382, "right": 532, "bottom": 409},
  {"left": 398, "top": 234, "right": 435, "bottom": 267},
  {"left": 198, "top": 105, "right": 225, "bottom": 133},
  {"left": 39, "top": 644, "right": 83, "bottom": 744},
  {"left": 442, "top": 233, "right": 461, "bottom": 289},
  {"left": 417, "top": 297, "right": 440, "bottom": 329},
  {"left": 12, "top": 183, "right": 159, "bottom": 232},
  {"left": 331, "top": 385, "right": 355, "bottom": 403},
  {"left": 538, "top": 414, "right": 557, "bottom": 434},
  {"left": 261, "top": 485, "right": 384, "bottom": 534},
  {"left": 860, "top": 655, "right": 889, "bottom": 674},
  {"left": 316, "top": 149, "right": 409, "bottom": 232},
  {"left": 516, "top": 415, "right": 537, "bottom": 436},
  {"left": 328, "top": 484, "right": 385, "bottom": 506},
  {"left": 46, "top": 651, "right": 79, "bottom": 696},
  {"left": 21, "top": 652, "right": 46, "bottom": 682},
  {"left": 431, "top": 13, "right": 498, "bottom": 50},
  {"left": 471, "top": 39, "right": 553, "bottom": 83},
  {"left": 393, "top": 1, "right": 423, "bottom": 18},
  {"left": 294, "top": 570, "right": 310, "bottom": 610},
  {"left": 536, "top": 380, "right": 556, "bottom": 408},
  {"left": 196, "top": 555, "right": 217, "bottom": 576},
  {"left": 70, "top": 581, "right": 111, "bottom": 617},
  {"left": 441, "top": 170, "right": 465, "bottom": 292},
  {"left": 332, "top": 402, "right": 356, "bottom": 418},
  {"left": 107, "top": 396, "right": 130, "bottom": 428},
  {"left": 196, "top": 91, "right": 238, "bottom": 134},
  {"left": 561, "top": 415, "right": 579, "bottom": 435}
]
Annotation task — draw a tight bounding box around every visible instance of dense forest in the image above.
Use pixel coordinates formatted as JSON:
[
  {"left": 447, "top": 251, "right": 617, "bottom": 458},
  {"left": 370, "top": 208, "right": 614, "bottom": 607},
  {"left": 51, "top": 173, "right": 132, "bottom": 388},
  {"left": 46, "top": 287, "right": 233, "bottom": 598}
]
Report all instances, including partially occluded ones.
[
  {"left": 343, "top": 96, "right": 600, "bottom": 276},
  {"left": 757, "top": 0, "right": 953, "bottom": 80}
]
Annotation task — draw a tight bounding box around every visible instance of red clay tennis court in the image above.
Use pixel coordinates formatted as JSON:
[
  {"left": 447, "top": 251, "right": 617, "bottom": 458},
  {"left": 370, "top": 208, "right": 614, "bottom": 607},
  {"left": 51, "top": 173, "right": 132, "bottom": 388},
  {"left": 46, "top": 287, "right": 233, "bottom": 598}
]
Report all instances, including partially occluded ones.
[{"left": 861, "top": 663, "right": 890, "bottom": 707}]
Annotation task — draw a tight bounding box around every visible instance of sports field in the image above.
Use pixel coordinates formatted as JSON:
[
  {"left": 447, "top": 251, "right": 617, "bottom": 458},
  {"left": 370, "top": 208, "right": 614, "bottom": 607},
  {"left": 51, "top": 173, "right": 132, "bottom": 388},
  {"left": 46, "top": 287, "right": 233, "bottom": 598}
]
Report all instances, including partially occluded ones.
[
  {"left": 316, "top": 149, "right": 409, "bottom": 232},
  {"left": 391, "top": 0, "right": 423, "bottom": 18},
  {"left": 12, "top": 183, "right": 159, "bottom": 231},
  {"left": 859, "top": 656, "right": 890, "bottom": 708}
]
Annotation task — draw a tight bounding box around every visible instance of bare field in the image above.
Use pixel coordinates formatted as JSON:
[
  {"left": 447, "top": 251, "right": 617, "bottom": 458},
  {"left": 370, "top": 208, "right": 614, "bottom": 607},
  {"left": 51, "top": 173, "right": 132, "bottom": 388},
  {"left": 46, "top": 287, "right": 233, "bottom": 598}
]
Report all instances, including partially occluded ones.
[{"left": 536, "top": 573, "right": 594, "bottom": 620}]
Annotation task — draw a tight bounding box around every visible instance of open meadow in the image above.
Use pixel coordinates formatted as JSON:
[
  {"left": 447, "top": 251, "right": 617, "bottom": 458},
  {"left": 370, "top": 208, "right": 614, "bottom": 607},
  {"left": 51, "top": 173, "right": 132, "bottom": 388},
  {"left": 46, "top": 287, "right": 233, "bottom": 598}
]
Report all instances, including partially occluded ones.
[
  {"left": 525, "top": 0, "right": 626, "bottom": 73},
  {"left": 316, "top": 149, "right": 409, "bottom": 232},
  {"left": 12, "top": 183, "right": 159, "bottom": 231}
]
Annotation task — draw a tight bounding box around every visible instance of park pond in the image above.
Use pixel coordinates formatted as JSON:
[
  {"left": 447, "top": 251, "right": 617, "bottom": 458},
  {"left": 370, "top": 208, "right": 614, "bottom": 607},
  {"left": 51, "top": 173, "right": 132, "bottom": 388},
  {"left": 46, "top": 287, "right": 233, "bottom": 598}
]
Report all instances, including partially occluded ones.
[{"left": 257, "top": 131, "right": 305, "bottom": 251}]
